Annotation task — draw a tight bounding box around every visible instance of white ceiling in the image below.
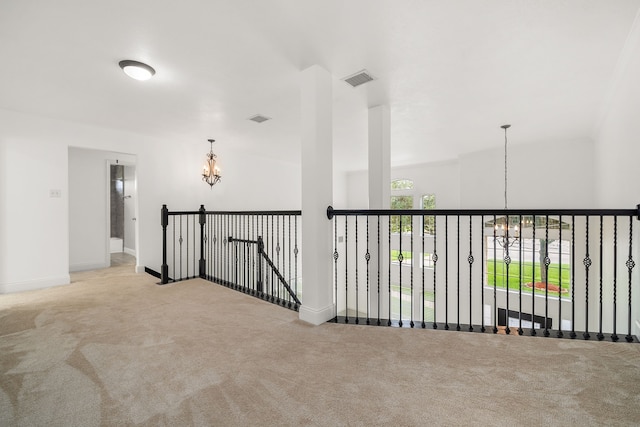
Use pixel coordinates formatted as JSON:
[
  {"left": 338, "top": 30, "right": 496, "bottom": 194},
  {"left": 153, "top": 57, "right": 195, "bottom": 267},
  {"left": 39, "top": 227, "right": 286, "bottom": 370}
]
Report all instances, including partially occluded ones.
[{"left": 1, "top": 0, "right": 639, "bottom": 172}]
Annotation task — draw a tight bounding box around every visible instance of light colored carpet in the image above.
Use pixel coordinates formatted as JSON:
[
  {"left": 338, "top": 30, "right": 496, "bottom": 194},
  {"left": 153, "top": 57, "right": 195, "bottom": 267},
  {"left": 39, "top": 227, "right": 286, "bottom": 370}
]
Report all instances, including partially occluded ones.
[{"left": 1, "top": 263, "right": 639, "bottom": 426}]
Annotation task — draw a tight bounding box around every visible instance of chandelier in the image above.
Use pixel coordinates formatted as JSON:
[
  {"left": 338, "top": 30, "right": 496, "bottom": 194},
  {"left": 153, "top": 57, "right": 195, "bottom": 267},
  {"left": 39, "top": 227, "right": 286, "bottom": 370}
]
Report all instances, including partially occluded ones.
[
  {"left": 496, "top": 124, "right": 518, "bottom": 248},
  {"left": 202, "top": 139, "right": 222, "bottom": 188}
]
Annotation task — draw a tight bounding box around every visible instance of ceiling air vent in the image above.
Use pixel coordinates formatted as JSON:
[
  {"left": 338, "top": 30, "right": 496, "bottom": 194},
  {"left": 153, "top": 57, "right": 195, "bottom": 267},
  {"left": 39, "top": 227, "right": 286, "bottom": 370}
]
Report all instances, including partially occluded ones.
[
  {"left": 342, "top": 69, "right": 375, "bottom": 88},
  {"left": 248, "top": 114, "right": 271, "bottom": 124}
]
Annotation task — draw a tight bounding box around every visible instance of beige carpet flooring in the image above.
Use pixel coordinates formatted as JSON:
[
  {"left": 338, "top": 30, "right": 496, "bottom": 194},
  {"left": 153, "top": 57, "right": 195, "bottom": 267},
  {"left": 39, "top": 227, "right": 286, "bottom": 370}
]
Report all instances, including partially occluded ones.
[{"left": 1, "top": 260, "right": 640, "bottom": 426}]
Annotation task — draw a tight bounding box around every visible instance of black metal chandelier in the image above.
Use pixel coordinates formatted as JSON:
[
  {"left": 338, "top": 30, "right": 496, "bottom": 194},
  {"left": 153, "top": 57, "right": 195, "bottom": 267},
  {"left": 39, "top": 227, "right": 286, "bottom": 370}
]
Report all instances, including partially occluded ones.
[
  {"left": 202, "top": 139, "right": 221, "bottom": 188},
  {"left": 496, "top": 124, "right": 518, "bottom": 248}
]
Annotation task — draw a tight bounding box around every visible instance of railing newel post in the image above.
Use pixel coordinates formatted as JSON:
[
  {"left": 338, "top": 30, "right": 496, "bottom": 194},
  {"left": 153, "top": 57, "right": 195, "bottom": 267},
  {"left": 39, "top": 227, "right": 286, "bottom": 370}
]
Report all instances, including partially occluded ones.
[
  {"left": 161, "top": 204, "right": 169, "bottom": 285},
  {"left": 199, "top": 205, "right": 206, "bottom": 278}
]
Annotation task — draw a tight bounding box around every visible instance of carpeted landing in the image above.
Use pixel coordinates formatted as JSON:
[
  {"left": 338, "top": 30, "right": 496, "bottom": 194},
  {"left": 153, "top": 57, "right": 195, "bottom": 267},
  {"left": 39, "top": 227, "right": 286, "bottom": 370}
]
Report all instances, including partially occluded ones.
[{"left": 1, "top": 264, "right": 640, "bottom": 426}]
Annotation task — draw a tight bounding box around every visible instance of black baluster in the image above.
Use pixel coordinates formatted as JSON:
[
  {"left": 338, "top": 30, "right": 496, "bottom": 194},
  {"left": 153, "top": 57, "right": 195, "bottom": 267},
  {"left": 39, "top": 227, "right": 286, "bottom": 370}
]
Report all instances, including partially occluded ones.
[
  {"left": 480, "top": 215, "right": 484, "bottom": 333},
  {"left": 625, "top": 217, "right": 634, "bottom": 342},
  {"left": 180, "top": 215, "right": 183, "bottom": 280},
  {"left": 398, "top": 215, "right": 403, "bottom": 327},
  {"left": 544, "top": 215, "right": 550, "bottom": 337},
  {"left": 355, "top": 216, "right": 359, "bottom": 324},
  {"left": 294, "top": 214, "right": 299, "bottom": 310},
  {"left": 388, "top": 215, "right": 392, "bottom": 327},
  {"left": 504, "top": 215, "right": 511, "bottom": 335},
  {"left": 557, "top": 215, "right": 563, "bottom": 338},
  {"left": 612, "top": 217, "right": 618, "bottom": 342},
  {"left": 345, "top": 216, "right": 349, "bottom": 323},
  {"left": 422, "top": 214, "right": 426, "bottom": 329},
  {"left": 518, "top": 215, "right": 523, "bottom": 335},
  {"left": 531, "top": 216, "right": 536, "bottom": 336},
  {"left": 584, "top": 216, "right": 591, "bottom": 340},
  {"left": 173, "top": 216, "right": 176, "bottom": 282},
  {"left": 366, "top": 216, "right": 371, "bottom": 325},
  {"left": 333, "top": 217, "right": 338, "bottom": 321},
  {"left": 410, "top": 215, "right": 414, "bottom": 328},
  {"left": 468, "top": 216, "right": 474, "bottom": 332},
  {"left": 446, "top": 216, "right": 449, "bottom": 330},
  {"left": 597, "top": 216, "right": 604, "bottom": 341},
  {"left": 456, "top": 215, "right": 460, "bottom": 331},
  {"left": 571, "top": 216, "right": 576, "bottom": 339},
  {"left": 492, "top": 214, "right": 497, "bottom": 334},
  {"left": 377, "top": 215, "right": 381, "bottom": 326},
  {"left": 199, "top": 205, "right": 206, "bottom": 278},
  {"left": 433, "top": 216, "right": 438, "bottom": 329}
]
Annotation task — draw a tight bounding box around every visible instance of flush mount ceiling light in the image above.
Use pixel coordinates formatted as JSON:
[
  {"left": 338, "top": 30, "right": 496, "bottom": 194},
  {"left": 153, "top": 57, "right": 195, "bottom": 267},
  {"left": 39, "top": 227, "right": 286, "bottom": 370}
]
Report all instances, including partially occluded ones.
[{"left": 118, "top": 60, "right": 156, "bottom": 81}]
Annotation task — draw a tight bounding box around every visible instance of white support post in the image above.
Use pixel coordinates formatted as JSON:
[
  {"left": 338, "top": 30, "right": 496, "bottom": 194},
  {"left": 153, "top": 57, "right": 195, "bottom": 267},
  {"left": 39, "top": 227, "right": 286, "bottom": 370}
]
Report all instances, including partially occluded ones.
[
  {"left": 367, "top": 105, "right": 391, "bottom": 320},
  {"left": 299, "top": 65, "right": 335, "bottom": 325}
]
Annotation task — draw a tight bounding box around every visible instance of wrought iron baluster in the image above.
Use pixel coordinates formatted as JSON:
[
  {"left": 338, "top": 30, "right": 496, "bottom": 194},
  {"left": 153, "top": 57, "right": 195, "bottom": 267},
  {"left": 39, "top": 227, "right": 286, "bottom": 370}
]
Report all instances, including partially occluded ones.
[
  {"left": 626, "top": 217, "right": 634, "bottom": 342},
  {"left": 518, "top": 215, "right": 523, "bottom": 335},
  {"left": 355, "top": 215, "right": 359, "bottom": 324},
  {"left": 422, "top": 214, "right": 425, "bottom": 329},
  {"left": 445, "top": 216, "right": 449, "bottom": 330},
  {"left": 557, "top": 215, "right": 563, "bottom": 338},
  {"left": 612, "top": 216, "right": 618, "bottom": 342},
  {"left": 345, "top": 216, "right": 349, "bottom": 323},
  {"left": 333, "top": 216, "right": 338, "bottom": 322},
  {"left": 468, "top": 216, "right": 474, "bottom": 332},
  {"left": 544, "top": 215, "right": 550, "bottom": 337},
  {"left": 531, "top": 216, "right": 536, "bottom": 336},
  {"left": 584, "top": 216, "right": 591, "bottom": 340},
  {"left": 492, "top": 214, "right": 497, "bottom": 334},
  {"left": 388, "top": 215, "right": 392, "bottom": 327},
  {"left": 456, "top": 215, "right": 460, "bottom": 331},
  {"left": 366, "top": 216, "right": 371, "bottom": 325},
  {"left": 597, "top": 215, "right": 604, "bottom": 341},
  {"left": 480, "top": 215, "right": 484, "bottom": 333},
  {"left": 398, "top": 215, "right": 403, "bottom": 327},
  {"left": 571, "top": 215, "right": 576, "bottom": 339},
  {"left": 504, "top": 215, "right": 510, "bottom": 335},
  {"left": 410, "top": 215, "right": 414, "bottom": 328},
  {"left": 433, "top": 216, "right": 438, "bottom": 329},
  {"left": 377, "top": 215, "right": 381, "bottom": 326}
]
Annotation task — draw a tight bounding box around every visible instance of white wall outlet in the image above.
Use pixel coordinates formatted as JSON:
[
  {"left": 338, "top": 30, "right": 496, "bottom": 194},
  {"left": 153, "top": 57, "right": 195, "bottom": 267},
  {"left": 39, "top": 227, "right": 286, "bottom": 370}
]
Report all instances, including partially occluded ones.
[{"left": 49, "top": 189, "right": 62, "bottom": 198}]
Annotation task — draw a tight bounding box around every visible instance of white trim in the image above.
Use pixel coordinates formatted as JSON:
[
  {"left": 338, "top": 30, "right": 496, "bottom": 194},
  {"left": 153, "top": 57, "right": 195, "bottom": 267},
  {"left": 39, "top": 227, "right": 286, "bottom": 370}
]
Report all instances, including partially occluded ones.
[
  {"left": 69, "top": 262, "right": 108, "bottom": 272},
  {"left": 124, "top": 247, "right": 136, "bottom": 256},
  {"left": 135, "top": 265, "right": 145, "bottom": 274},
  {"left": 299, "top": 303, "right": 335, "bottom": 326},
  {"left": 0, "top": 275, "right": 70, "bottom": 294}
]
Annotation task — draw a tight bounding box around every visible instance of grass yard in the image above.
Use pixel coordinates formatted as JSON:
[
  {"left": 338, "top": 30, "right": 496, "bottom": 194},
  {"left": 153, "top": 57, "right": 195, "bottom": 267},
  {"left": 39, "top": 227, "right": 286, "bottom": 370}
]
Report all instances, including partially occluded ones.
[{"left": 486, "top": 259, "right": 570, "bottom": 297}]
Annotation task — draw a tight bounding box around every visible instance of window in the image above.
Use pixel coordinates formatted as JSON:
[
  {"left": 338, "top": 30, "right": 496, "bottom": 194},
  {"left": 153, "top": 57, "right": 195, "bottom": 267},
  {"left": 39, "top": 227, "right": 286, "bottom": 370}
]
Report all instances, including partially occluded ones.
[
  {"left": 422, "top": 194, "right": 436, "bottom": 235},
  {"left": 390, "top": 195, "right": 413, "bottom": 233},
  {"left": 484, "top": 216, "right": 571, "bottom": 298},
  {"left": 391, "top": 179, "right": 414, "bottom": 190}
]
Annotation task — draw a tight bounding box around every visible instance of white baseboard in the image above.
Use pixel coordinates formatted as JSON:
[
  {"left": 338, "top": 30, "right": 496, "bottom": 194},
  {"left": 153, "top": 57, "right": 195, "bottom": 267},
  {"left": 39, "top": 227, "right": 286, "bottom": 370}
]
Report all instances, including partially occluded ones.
[
  {"left": 69, "top": 262, "right": 108, "bottom": 272},
  {"left": 124, "top": 247, "right": 136, "bottom": 257},
  {"left": 299, "top": 303, "right": 335, "bottom": 326},
  {"left": 0, "top": 275, "right": 70, "bottom": 294},
  {"left": 135, "top": 265, "right": 145, "bottom": 274}
]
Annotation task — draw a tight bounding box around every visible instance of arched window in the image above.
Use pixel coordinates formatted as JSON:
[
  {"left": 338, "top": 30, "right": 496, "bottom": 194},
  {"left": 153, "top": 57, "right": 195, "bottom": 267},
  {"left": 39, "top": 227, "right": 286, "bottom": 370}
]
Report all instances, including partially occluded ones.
[{"left": 391, "top": 179, "right": 414, "bottom": 190}]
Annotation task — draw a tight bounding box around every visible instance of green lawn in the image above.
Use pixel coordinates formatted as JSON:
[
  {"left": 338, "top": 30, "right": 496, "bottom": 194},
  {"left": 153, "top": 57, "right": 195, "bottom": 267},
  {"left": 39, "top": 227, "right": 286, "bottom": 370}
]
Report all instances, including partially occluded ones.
[{"left": 486, "top": 260, "right": 570, "bottom": 297}]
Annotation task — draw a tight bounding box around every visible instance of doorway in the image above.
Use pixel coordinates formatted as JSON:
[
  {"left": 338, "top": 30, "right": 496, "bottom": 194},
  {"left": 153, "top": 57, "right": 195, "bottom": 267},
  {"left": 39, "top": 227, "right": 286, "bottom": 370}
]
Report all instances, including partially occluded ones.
[{"left": 109, "top": 163, "right": 137, "bottom": 266}]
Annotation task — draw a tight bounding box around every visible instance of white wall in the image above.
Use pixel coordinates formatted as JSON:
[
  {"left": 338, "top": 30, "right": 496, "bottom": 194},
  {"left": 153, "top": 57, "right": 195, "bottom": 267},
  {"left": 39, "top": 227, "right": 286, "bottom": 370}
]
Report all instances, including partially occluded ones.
[
  {"left": 0, "top": 108, "right": 301, "bottom": 293},
  {"left": 459, "top": 138, "right": 595, "bottom": 209},
  {"left": 594, "top": 13, "right": 640, "bottom": 336}
]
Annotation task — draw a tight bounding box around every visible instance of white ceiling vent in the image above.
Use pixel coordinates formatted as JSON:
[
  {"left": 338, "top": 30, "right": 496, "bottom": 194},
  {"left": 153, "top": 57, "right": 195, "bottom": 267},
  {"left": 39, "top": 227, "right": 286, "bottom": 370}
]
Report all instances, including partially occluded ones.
[
  {"left": 248, "top": 114, "right": 271, "bottom": 123},
  {"left": 342, "top": 69, "right": 375, "bottom": 88}
]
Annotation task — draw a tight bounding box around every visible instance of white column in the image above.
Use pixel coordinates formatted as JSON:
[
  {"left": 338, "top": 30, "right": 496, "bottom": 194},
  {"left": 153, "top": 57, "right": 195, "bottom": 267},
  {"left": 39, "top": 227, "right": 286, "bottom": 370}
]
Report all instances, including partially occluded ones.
[
  {"left": 299, "top": 65, "right": 335, "bottom": 325},
  {"left": 367, "top": 105, "right": 390, "bottom": 320}
]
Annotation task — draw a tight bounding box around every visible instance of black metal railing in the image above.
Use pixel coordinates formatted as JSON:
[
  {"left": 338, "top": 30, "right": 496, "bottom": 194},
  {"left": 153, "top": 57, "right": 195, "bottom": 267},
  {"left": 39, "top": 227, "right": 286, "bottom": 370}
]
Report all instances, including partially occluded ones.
[
  {"left": 160, "top": 205, "right": 302, "bottom": 310},
  {"left": 327, "top": 205, "right": 640, "bottom": 342}
]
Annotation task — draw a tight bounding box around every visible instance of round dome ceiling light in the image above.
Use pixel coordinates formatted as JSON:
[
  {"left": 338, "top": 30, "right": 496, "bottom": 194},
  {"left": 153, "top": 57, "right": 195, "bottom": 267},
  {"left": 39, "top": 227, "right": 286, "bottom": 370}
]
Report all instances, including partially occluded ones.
[{"left": 118, "top": 60, "right": 156, "bottom": 81}]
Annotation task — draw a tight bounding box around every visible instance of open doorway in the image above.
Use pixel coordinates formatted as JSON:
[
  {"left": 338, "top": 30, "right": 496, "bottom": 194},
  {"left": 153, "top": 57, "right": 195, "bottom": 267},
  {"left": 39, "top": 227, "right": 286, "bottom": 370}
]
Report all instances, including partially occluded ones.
[{"left": 109, "top": 163, "right": 137, "bottom": 267}]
